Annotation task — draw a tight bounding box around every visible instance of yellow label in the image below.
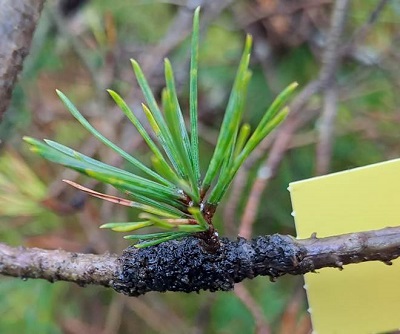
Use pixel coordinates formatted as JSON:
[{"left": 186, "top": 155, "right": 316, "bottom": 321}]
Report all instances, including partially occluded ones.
[{"left": 289, "top": 159, "right": 400, "bottom": 334}]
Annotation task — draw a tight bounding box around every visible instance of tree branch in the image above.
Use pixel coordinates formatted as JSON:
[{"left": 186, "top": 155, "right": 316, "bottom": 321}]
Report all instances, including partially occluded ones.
[
  {"left": 0, "top": 244, "right": 118, "bottom": 287},
  {"left": 1, "top": 226, "right": 400, "bottom": 296},
  {"left": 0, "top": 0, "right": 45, "bottom": 120},
  {"left": 315, "top": 0, "right": 349, "bottom": 175}
]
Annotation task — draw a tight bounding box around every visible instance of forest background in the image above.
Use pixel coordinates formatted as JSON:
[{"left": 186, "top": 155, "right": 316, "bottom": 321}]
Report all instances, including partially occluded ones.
[{"left": 0, "top": 0, "right": 398, "bottom": 333}]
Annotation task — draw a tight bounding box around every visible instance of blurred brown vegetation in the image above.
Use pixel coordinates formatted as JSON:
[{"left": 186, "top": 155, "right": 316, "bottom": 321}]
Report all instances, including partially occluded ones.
[{"left": 0, "top": 0, "right": 399, "bottom": 333}]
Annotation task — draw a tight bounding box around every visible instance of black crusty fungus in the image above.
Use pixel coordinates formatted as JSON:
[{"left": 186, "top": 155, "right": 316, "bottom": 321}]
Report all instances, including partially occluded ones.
[{"left": 112, "top": 235, "right": 306, "bottom": 296}]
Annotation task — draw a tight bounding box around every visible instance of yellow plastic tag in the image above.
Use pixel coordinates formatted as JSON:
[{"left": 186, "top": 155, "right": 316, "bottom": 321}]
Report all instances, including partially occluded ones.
[{"left": 289, "top": 159, "right": 400, "bottom": 334}]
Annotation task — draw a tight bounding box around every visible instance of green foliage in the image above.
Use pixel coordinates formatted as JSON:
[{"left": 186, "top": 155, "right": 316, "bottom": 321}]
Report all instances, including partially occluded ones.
[
  {"left": 24, "top": 8, "right": 297, "bottom": 247},
  {"left": 0, "top": 279, "right": 64, "bottom": 333},
  {"left": 0, "top": 149, "right": 60, "bottom": 244}
]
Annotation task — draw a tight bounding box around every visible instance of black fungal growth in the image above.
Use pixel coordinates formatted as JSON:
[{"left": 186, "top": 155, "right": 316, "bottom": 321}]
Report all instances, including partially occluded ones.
[{"left": 112, "top": 235, "right": 306, "bottom": 296}]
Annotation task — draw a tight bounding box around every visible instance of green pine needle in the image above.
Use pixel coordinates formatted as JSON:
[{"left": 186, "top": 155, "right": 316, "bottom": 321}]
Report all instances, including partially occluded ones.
[
  {"left": 100, "top": 221, "right": 154, "bottom": 232},
  {"left": 56, "top": 90, "right": 171, "bottom": 187},
  {"left": 164, "top": 59, "right": 200, "bottom": 202},
  {"left": 202, "top": 34, "right": 253, "bottom": 192},
  {"left": 107, "top": 89, "right": 177, "bottom": 180},
  {"left": 128, "top": 232, "right": 190, "bottom": 248},
  {"left": 190, "top": 7, "right": 201, "bottom": 183},
  {"left": 24, "top": 8, "right": 297, "bottom": 248}
]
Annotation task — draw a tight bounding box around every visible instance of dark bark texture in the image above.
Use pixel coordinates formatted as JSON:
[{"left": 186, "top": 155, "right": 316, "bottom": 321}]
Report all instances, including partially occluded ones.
[
  {"left": 0, "top": 0, "right": 45, "bottom": 120},
  {"left": 1, "top": 227, "right": 400, "bottom": 296},
  {"left": 113, "top": 235, "right": 303, "bottom": 296}
]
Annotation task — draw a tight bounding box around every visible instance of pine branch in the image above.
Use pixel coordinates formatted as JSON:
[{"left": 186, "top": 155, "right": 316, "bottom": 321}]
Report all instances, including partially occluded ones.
[
  {"left": 1, "top": 226, "right": 399, "bottom": 296},
  {"left": 0, "top": 244, "right": 118, "bottom": 287}
]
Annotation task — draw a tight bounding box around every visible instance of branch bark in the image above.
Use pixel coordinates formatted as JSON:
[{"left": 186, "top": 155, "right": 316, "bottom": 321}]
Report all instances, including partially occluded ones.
[
  {"left": 1, "top": 226, "right": 400, "bottom": 296},
  {"left": 0, "top": 0, "right": 45, "bottom": 121}
]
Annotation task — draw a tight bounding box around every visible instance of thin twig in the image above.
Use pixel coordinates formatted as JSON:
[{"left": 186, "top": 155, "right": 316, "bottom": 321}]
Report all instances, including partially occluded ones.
[
  {"left": 238, "top": 0, "right": 387, "bottom": 236},
  {"left": 61, "top": 317, "right": 103, "bottom": 334},
  {"left": 238, "top": 108, "right": 314, "bottom": 239},
  {"left": 317, "top": 0, "right": 349, "bottom": 87},
  {"left": 125, "top": 297, "right": 187, "bottom": 334},
  {"left": 223, "top": 168, "right": 249, "bottom": 236},
  {"left": 1, "top": 226, "right": 400, "bottom": 295},
  {"left": 239, "top": 0, "right": 350, "bottom": 238},
  {"left": 0, "top": 243, "right": 118, "bottom": 286},
  {"left": 241, "top": 0, "right": 333, "bottom": 27},
  {"left": 234, "top": 283, "right": 271, "bottom": 334},
  {"left": 278, "top": 283, "right": 310, "bottom": 334},
  {"left": 315, "top": 0, "right": 349, "bottom": 174},
  {"left": 316, "top": 84, "right": 338, "bottom": 174},
  {"left": 103, "top": 295, "right": 125, "bottom": 334},
  {"left": 341, "top": 0, "right": 389, "bottom": 57},
  {"left": 223, "top": 136, "right": 275, "bottom": 236},
  {"left": 0, "top": 0, "right": 46, "bottom": 120},
  {"left": 140, "top": 0, "right": 233, "bottom": 73},
  {"left": 48, "top": 5, "right": 108, "bottom": 93}
]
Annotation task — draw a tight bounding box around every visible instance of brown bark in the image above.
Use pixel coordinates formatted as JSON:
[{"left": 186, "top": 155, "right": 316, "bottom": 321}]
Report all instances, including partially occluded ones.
[
  {"left": 0, "top": 0, "right": 45, "bottom": 120},
  {"left": 0, "top": 243, "right": 118, "bottom": 287},
  {"left": 1, "top": 226, "right": 399, "bottom": 296}
]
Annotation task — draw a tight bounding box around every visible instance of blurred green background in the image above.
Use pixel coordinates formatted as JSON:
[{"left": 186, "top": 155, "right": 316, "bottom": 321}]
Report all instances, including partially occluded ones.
[{"left": 0, "top": 0, "right": 399, "bottom": 333}]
